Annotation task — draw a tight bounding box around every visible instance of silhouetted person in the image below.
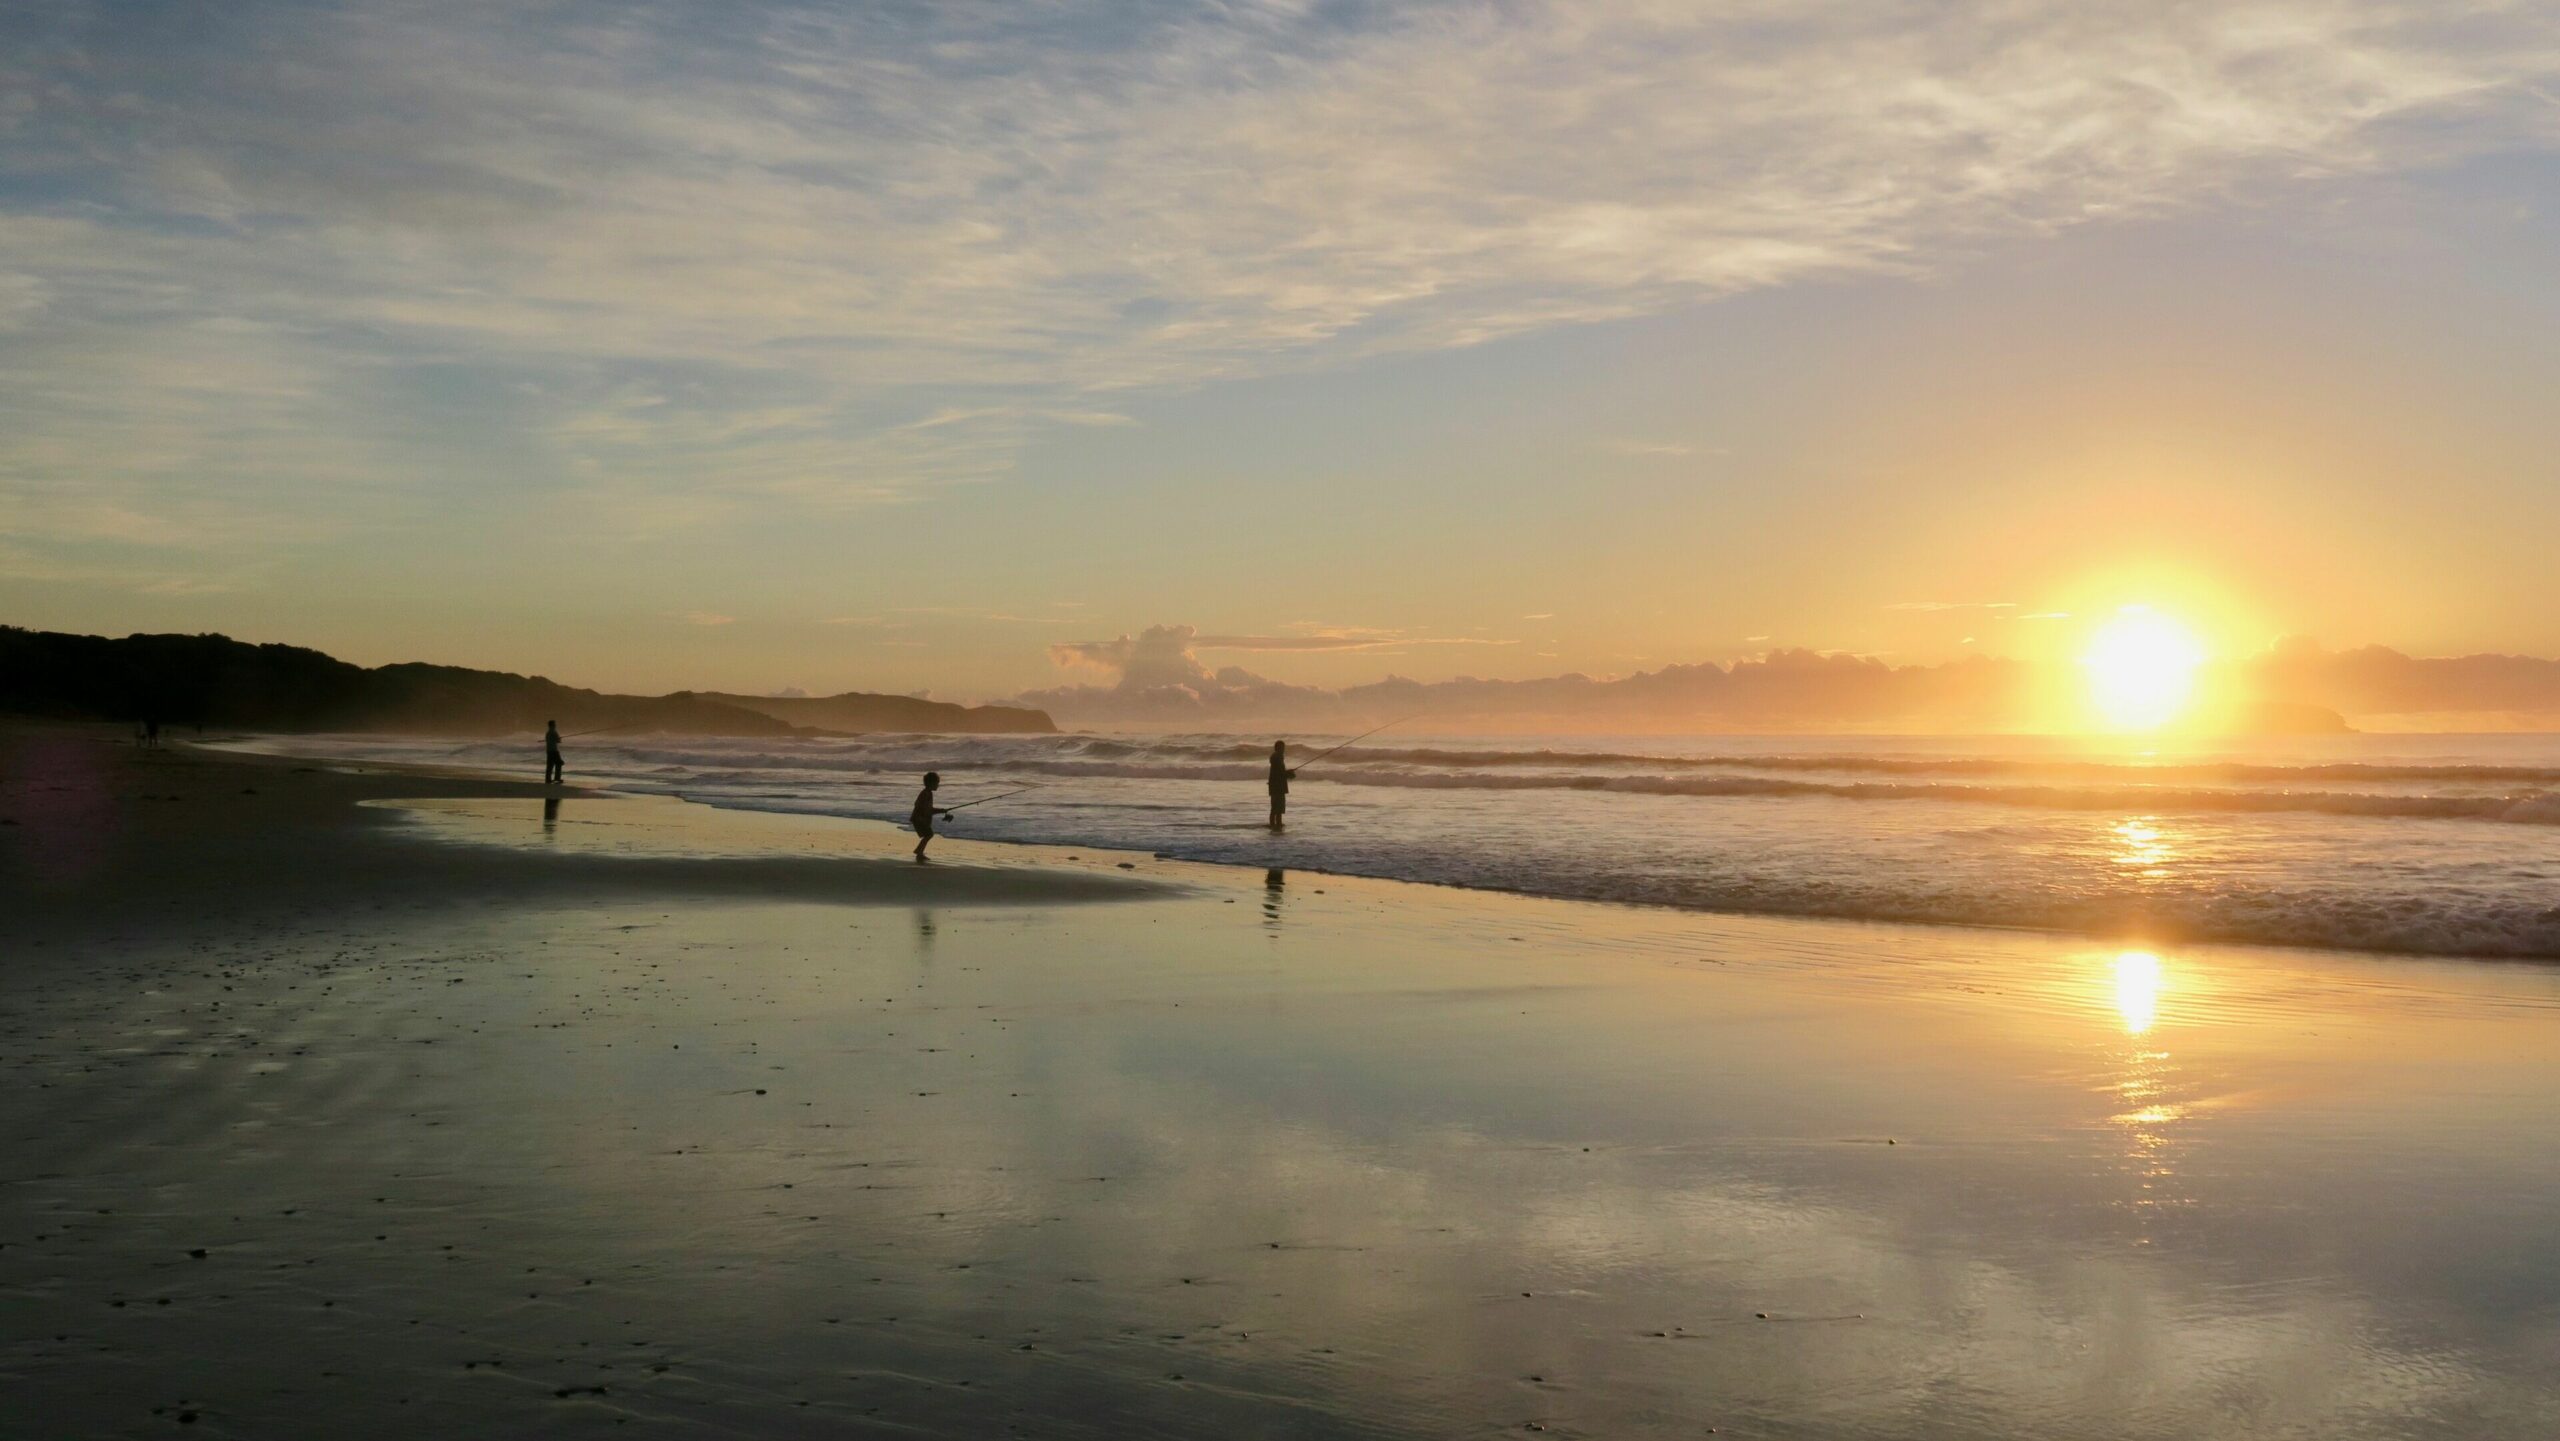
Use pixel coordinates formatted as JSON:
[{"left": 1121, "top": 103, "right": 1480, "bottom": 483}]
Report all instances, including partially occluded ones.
[
  {"left": 143, "top": 717, "right": 160, "bottom": 750},
  {"left": 1267, "top": 741, "right": 1297, "bottom": 829},
  {"left": 911, "top": 771, "right": 953, "bottom": 861},
  {"left": 543, "top": 721, "right": 564, "bottom": 785}
]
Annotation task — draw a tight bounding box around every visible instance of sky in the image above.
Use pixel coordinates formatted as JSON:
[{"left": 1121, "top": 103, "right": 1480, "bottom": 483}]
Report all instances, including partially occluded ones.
[{"left": 5, "top": 1, "right": 2560, "bottom": 719}]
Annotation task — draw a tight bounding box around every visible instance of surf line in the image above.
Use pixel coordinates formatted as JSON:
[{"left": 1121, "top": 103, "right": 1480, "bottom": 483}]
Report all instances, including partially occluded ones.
[{"left": 441, "top": 721, "right": 636, "bottom": 758}]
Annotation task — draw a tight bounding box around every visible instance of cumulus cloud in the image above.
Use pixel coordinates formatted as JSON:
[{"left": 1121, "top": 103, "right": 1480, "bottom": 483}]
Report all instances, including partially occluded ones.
[
  {"left": 4, "top": 0, "right": 2558, "bottom": 570},
  {"left": 1027, "top": 621, "right": 2043, "bottom": 727},
  {"left": 1022, "top": 622, "right": 2560, "bottom": 729},
  {"left": 1050, "top": 623, "right": 1516, "bottom": 677},
  {"left": 1028, "top": 625, "right": 1332, "bottom": 722}
]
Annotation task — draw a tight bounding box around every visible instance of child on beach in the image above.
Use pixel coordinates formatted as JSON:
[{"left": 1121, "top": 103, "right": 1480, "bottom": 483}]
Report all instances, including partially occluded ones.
[{"left": 911, "top": 772, "right": 953, "bottom": 861}]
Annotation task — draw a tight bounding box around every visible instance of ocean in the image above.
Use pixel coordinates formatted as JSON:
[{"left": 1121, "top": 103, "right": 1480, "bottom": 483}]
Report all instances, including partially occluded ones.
[{"left": 248, "top": 729, "right": 2560, "bottom": 960}]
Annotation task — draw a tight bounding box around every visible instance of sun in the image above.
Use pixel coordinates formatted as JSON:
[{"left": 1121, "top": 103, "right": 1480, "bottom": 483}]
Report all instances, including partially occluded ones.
[{"left": 2082, "top": 607, "right": 2206, "bottom": 731}]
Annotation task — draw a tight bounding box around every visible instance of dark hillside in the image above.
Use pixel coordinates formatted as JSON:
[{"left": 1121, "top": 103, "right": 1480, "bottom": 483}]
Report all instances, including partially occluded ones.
[{"left": 0, "top": 628, "right": 1057, "bottom": 737}]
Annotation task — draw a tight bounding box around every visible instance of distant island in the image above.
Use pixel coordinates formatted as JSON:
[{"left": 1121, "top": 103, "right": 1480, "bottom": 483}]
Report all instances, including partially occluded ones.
[{"left": 0, "top": 627, "right": 1056, "bottom": 737}]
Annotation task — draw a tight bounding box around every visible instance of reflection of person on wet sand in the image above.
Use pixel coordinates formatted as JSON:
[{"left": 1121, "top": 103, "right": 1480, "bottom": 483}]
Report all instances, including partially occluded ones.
[
  {"left": 1264, "top": 868, "right": 1285, "bottom": 930},
  {"left": 542, "top": 795, "right": 560, "bottom": 835},
  {"left": 1267, "top": 741, "right": 1297, "bottom": 829},
  {"left": 911, "top": 772, "right": 954, "bottom": 862},
  {"left": 542, "top": 721, "right": 564, "bottom": 785}
]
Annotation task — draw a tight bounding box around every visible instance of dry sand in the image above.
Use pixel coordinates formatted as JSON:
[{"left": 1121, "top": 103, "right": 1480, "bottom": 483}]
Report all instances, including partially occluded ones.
[{"left": 6, "top": 724, "right": 2560, "bottom": 1438}]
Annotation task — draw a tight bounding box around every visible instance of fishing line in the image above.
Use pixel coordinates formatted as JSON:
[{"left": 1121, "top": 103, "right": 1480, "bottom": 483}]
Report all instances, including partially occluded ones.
[{"left": 1290, "top": 715, "right": 1420, "bottom": 772}]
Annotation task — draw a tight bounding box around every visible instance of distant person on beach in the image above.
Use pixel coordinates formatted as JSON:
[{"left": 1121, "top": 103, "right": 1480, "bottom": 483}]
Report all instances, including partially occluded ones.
[
  {"left": 1267, "top": 741, "right": 1297, "bottom": 829},
  {"left": 911, "top": 772, "right": 954, "bottom": 861},
  {"left": 140, "top": 718, "right": 160, "bottom": 749},
  {"left": 543, "top": 721, "right": 564, "bottom": 785}
]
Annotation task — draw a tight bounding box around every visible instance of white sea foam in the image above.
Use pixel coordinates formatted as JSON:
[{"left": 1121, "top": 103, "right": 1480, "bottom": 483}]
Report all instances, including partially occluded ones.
[{"left": 244, "top": 730, "right": 2560, "bottom": 959}]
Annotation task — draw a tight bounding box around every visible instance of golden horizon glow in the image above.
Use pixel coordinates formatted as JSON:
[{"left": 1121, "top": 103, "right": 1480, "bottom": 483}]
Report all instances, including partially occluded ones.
[{"left": 2082, "top": 607, "right": 2208, "bottom": 732}]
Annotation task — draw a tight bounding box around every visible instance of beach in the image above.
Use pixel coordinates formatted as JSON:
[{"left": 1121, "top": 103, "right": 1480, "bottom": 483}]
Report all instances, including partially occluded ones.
[
  {"left": 265, "top": 729, "right": 2560, "bottom": 960},
  {"left": 7, "top": 725, "right": 2560, "bottom": 1438}
]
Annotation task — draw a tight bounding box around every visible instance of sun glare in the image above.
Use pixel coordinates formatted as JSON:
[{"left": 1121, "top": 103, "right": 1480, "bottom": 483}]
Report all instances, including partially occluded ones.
[
  {"left": 2112, "top": 949, "right": 2165, "bottom": 1035},
  {"left": 2082, "top": 607, "right": 2206, "bottom": 731}
]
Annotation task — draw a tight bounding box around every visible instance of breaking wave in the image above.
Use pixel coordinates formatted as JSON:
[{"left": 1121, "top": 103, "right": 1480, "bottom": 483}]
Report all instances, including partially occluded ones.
[
  {"left": 456, "top": 735, "right": 2560, "bottom": 826},
  {"left": 235, "top": 730, "right": 2560, "bottom": 960}
]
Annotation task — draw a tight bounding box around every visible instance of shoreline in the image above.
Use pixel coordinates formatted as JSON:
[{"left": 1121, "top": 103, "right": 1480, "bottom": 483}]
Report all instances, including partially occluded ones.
[
  {"left": 10, "top": 719, "right": 2560, "bottom": 1436},
  {"left": 4, "top": 724, "right": 1170, "bottom": 952},
  {"left": 203, "top": 726, "right": 2560, "bottom": 968}
]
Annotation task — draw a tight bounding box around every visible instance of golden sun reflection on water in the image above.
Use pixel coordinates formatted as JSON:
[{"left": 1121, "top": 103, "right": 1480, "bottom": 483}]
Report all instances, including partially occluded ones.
[{"left": 2110, "top": 818, "right": 2174, "bottom": 878}]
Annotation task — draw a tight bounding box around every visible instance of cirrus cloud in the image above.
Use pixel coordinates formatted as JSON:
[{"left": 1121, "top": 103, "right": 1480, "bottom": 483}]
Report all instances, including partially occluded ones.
[{"left": 3, "top": 0, "right": 2558, "bottom": 574}]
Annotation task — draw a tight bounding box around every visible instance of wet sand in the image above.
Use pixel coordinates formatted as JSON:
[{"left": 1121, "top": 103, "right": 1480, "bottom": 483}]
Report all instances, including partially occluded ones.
[{"left": 6, "top": 725, "right": 2560, "bottom": 1438}]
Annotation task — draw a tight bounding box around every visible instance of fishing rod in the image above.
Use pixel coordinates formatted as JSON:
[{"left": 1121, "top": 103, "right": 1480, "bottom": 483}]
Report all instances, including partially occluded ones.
[
  {"left": 1290, "top": 715, "right": 1418, "bottom": 772},
  {"left": 940, "top": 783, "right": 1047, "bottom": 813}
]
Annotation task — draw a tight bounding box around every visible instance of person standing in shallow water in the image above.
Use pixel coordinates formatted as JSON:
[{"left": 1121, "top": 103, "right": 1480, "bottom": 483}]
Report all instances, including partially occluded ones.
[
  {"left": 911, "top": 772, "right": 954, "bottom": 861},
  {"left": 1267, "top": 741, "right": 1297, "bottom": 829},
  {"left": 542, "top": 721, "right": 564, "bottom": 785}
]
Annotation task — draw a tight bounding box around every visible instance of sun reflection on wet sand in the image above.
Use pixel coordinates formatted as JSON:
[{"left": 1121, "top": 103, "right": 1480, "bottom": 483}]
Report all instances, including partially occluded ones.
[
  {"left": 25, "top": 788, "right": 2559, "bottom": 1436},
  {"left": 2103, "top": 949, "right": 2189, "bottom": 1232},
  {"left": 2113, "top": 949, "right": 2164, "bottom": 1035}
]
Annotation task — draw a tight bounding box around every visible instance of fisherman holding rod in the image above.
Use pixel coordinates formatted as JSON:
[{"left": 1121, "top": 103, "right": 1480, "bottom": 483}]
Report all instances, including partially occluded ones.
[
  {"left": 910, "top": 775, "right": 1046, "bottom": 862},
  {"left": 1268, "top": 717, "right": 1410, "bottom": 830},
  {"left": 1267, "top": 741, "right": 1295, "bottom": 830},
  {"left": 538, "top": 720, "right": 632, "bottom": 783},
  {"left": 910, "top": 772, "right": 953, "bottom": 861}
]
